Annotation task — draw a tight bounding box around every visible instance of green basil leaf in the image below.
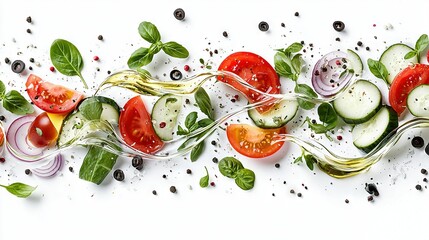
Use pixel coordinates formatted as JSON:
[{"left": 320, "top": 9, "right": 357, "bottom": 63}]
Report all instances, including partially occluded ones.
[
  {"left": 3, "top": 90, "right": 34, "bottom": 115},
  {"left": 0, "top": 182, "right": 36, "bottom": 198},
  {"left": 218, "top": 157, "right": 244, "bottom": 178},
  {"left": 50, "top": 39, "right": 87, "bottom": 88},
  {"left": 177, "top": 125, "right": 189, "bottom": 136},
  {"left": 234, "top": 168, "right": 255, "bottom": 190},
  {"left": 177, "top": 137, "right": 193, "bottom": 150},
  {"left": 0, "top": 81, "right": 6, "bottom": 99},
  {"left": 367, "top": 58, "right": 389, "bottom": 83},
  {"left": 293, "top": 156, "right": 303, "bottom": 164},
  {"left": 304, "top": 154, "right": 316, "bottom": 171},
  {"left": 128, "top": 47, "right": 154, "bottom": 68},
  {"left": 198, "top": 118, "right": 214, "bottom": 127},
  {"left": 148, "top": 42, "right": 162, "bottom": 54},
  {"left": 318, "top": 103, "right": 337, "bottom": 124},
  {"left": 199, "top": 58, "right": 205, "bottom": 65},
  {"left": 138, "top": 21, "right": 161, "bottom": 44},
  {"left": 285, "top": 42, "right": 303, "bottom": 53},
  {"left": 162, "top": 41, "right": 189, "bottom": 58},
  {"left": 195, "top": 87, "right": 214, "bottom": 120},
  {"left": 306, "top": 117, "right": 328, "bottom": 134},
  {"left": 79, "top": 98, "right": 102, "bottom": 120},
  {"left": 199, "top": 166, "right": 209, "bottom": 188},
  {"left": 79, "top": 145, "right": 119, "bottom": 185},
  {"left": 295, "top": 84, "right": 317, "bottom": 110},
  {"left": 136, "top": 68, "right": 152, "bottom": 77},
  {"left": 185, "top": 111, "right": 198, "bottom": 129},
  {"left": 291, "top": 53, "right": 302, "bottom": 74},
  {"left": 274, "top": 52, "right": 294, "bottom": 78},
  {"left": 415, "top": 34, "right": 429, "bottom": 53},
  {"left": 188, "top": 122, "right": 200, "bottom": 133},
  {"left": 190, "top": 141, "right": 204, "bottom": 162},
  {"left": 404, "top": 51, "right": 417, "bottom": 60}
]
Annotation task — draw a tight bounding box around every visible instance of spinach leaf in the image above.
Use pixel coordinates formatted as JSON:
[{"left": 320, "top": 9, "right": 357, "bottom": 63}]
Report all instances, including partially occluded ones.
[
  {"left": 199, "top": 166, "right": 209, "bottom": 188},
  {"left": 128, "top": 47, "right": 154, "bottom": 68},
  {"left": 190, "top": 141, "right": 204, "bottom": 162},
  {"left": 318, "top": 102, "right": 337, "bottom": 124},
  {"left": 294, "top": 83, "right": 317, "bottom": 110},
  {"left": 195, "top": 87, "right": 214, "bottom": 120},
  {"left": 234, "top": 169, "right": 255, "bottom": 190},
  {"left": 3, "top": 90, "right": 34, "bottom": 115},
  {"left": 218, "top": 157, "right": 244, "bottom": 178},
  {"left": 162, "top": 41, "right": 189, "bottom": 58},
  {"left": 50, "top": 39, "right": 87, "bottom": 88},
  {"left": 79, "top": 98, "right": 102, "bottom": 120},
  {"left": 367, "top": 58, "right": 389, "bottom": 83},
  {"left": 185, "top": 112, "right": 198, "bottom": 129},
  {"left": 79, "top": 145, "right": 119, "bottom": 185},
  {"left": 0, "top": 182, "right": 36, "bottom": 198},
  {"left": 138, "top": 21, "right": 161, "bottom": 44}
]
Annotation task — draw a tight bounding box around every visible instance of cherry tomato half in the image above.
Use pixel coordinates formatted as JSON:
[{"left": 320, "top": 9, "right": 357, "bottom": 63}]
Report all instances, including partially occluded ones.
[{"left": 27, "top": 112, "right": 58, "bottom": 148}]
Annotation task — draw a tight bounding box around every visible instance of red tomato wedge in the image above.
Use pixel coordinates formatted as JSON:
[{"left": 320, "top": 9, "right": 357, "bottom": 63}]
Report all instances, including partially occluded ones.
[
  {"left": 226, "top": 124, "right": 285, "bottom": 158},
  {"left": 389, "top": 64, "right": 429, "bottom": 115},
  {"left": 26, "top": 74, "right": 84, "bottom": 114},
  {"left": 218, "top": 52, "right": 281, "bottom": 113},
  {"left": 119, "top": 96, "right": 164, "bottom": 154}
]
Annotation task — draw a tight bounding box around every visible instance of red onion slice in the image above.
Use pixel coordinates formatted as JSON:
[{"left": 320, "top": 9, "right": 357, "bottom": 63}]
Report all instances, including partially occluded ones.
[
  {"left": 32, "top": 154, "right": 64, "bottom": 178},
  {"left": 312, "top": 51, "right": 354, "bottom": 97}
]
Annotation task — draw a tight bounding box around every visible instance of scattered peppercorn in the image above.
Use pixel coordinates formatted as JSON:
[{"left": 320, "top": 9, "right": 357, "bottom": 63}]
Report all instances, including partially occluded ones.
[
  {"left": 49, "top": 66, "right": 55, "bottom": 72},
  {"left": 98, "top": 35, "right": 104, "bottom": 40},
  {"left": 11, "top": 60, "right": 25, "bottom": 73},
  {"left": 162, "top": 174, "right": 167, "bottom": 179},
  {"left": 132, "top": 156, "right": 144, "bottom": 170},
  {"left": 335, "top": 37, "right": 341, "bottom": 42},
  {"left": 170, "top": 186, "right": 177, "bottom": 193},
  {"left": 424, "top": 178, "right": 428, "bottom": 182},
  {"left": 186, "top": 169, "right": 192, "bottom": 174},
  {"left": 281, "top": 23, "right": 285, "bottom": 27},
  {"left": 258, "top": 21, "right": 269, "bottom": 32},
  {"left": 173, "top": 8, "right": 185, "bottom": 21},
  {"left": 368, "top": 195, "right": 374, "bottom": 202},
  {"left": 297, "top": 193, "right": 302, "bottom": 197},
  {"left": 4, "top": 58, "right": 10, "bottom": 64},
  {"left": 212, "top": 157, "right": 218, "bottom": 163},
  {"left": 29, "top": 58, "right": 34, "bottom": 63},
  {"left": 275, "top": 163, "right": 280, "bottom": 168},
  {"left": 290, "top": 189, "right": 295, "bottom": 194},
  {"left": 26, "top": 29, "right": 32, "bottom": 34},
  {"left": 337, "top": 135, "right": 343, "bottom": 141},
  {"left": 365, "top": 183, "right": 379, "bottom": 196},
  {"left": 184, "top": 65, "right": 190, "bottom": 71},
  {"left": 357, "top": 41, "right": 363, "bottom": 46},
  {"left": 0, "top": 115, "right": 5, "bottom": 121},
  {"left": 25, "top": 169, "right": 31, "bottom": 175},
  {"left": 421, "top": 168, "right": 428, "bottom": 175},
  {"left": 222, "top": 31, "right": 228, "bottom": 38},
  {"left": 333, "top": 21, "right": 345, "bottom": 32},
  {"left": 68, "top": 166, "right": 74, "bottom": 172},
  {"left": 210, "top": 182, "right": 215, "bottom": 187},
  {"left": 294, "top": 12, "right": 299, "bottom": 17},
  {"left": 93, "top": 56, "right": 99, "bottom": 61},
  {"left": 113, "top": 169, "right": 125, "bottom": 181},
  {"left": 0, "top": 157, "right": 5, "bottom": 163},
  {"left": 170, "top": 69, "right": 183, "bottom": 81},
  {"left": 411, "top": 136, "right": 424, "bottom": 148},
  {"left": 416, "top": 184, "right": 422, "bottom": 191},
  {"left": 345, "top": 199, "right": 349, "bottom": 204},
  {"left": 26, "top": 16, "right": 32, "bottom": 23},
  {"left": 366, "top": 46, "right": 370, "bottom": 51},
  {"left": 152, "top": 190, "right": 157, "bottom": 195}
]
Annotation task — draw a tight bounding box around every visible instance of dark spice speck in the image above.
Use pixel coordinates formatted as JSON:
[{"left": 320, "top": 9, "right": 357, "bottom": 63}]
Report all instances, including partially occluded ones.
[
  {"left": 25, "top": 169, "right": 31, "bottom": 175},
  {"left": 26, "top": 16, "right": 32, "bottom": 23},
  {"left": 416, "top": 184, "right": 422, "bottom": 191},
  {"left": 170, "top": 186, "right": 177, "bottom": 193}
]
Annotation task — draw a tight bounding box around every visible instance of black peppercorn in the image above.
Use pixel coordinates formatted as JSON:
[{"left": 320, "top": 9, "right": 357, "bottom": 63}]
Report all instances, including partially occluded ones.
[
  {"left": 212, "top": 157, "right": 218, "bottom": 163},
  {"left": 25, "top": 169, "right": 31, "bottom": 175},
  {"left": 416, "top": 184, "right": 422, "bottom": 191},
  {"left": 345, "top": 199, "right": 349, "bottom": 204},
  {"left": 211, "top": 140, "right": 216, "bottom": 146},
  {"left": 421, "top": 169, "right": 428, "bottom": 175},
  {"left": 365, "top": 183, "right": 379, "bottom": 196},
  {"left": 4, "top": 58, "right": 10, "bottom": 64},
  {"left": 294, "top": 12, "right": 299, "bottom": 17},
  {"left": 29, "top": 58, "right": 34, "bottom": 63},
  {"left": 290, "top": 189, "right": 295, "bottom": 194},
  {"left": 170, "top": 186, "right": 177, "bottom": 193},
  {"left": 113, "top": 169, "right": 125, "bottom": 181},
  {"left": 186, "top": 169, "right": 192, "bottom": 174},
  {"left": 98, "top": 35, "right": 103, "bottom": 40},
  {"left": 132, "top": 156, "right": 144, "bottom": 170},
  {"left": 258, "top": 21, "right": 269, "bottom": 32},
  {"left": 26, "top": 16, "right": 32, "bottom": 23},
  {"left": 412, "top": 136, "right": 424, "bottom": 148},
  {"left": 173, "top": 8, "right": 185, "bottom": 21},
  {"left": 367, "top": 196, "right": 374, "bottom": 202},
  {"left": 357, "top": 41, "right": 363, "bottom": 46},
  {"left": 297, "top": 193, "right": 302, "bottom": 197},
  {"left": 69, "top": 166, "right": 74, "bottom": 172},
  {"left": 222, "top": 31, "right": 228, "bottom": 38},
  {"left": 152, "top": 190, "right": 157, "bottom": 195},
  {"left": 333, "top": 21, "right": 345, "bottom": 32},
  {"left": 26, "top": 29, "right": 32, "bottom": 34},
  {"left": 0, "top": 115, "right": 5, "bottom": 121},
  {"left": 275, "top": 163, "right": 280, "bottom": 168}
]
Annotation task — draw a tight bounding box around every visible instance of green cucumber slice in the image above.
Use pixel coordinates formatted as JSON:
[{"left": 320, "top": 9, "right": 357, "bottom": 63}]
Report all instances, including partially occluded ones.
[
  {"left": 379, "top": 43, "right": 418, "bottom": 84},
  {"left": 248, "top": 99, "right": 298, "bottom": 129},
  {"left": 151, "top": 94, "right": 182, "bottom": 141}
]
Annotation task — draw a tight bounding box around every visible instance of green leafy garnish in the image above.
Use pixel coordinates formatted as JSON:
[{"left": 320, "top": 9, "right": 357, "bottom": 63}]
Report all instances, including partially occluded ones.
[
  {"left": 367, "top": 58, "right": 389, "bottom": 83},
  {"left": 199, "top": 166, "right": 209, "bottom": 188},
  {"left": 218, "top": 157, "right": 255, "bottom": 191},
  {"left": 50, "top": 39, "right": 87, "bottom": 88},
  {"left": 274, "top": 42, "right": 303, "bottom": 81},
  {"left": 78, "top": 98, "right": 103, "bottom": 120},
  {"left": 305, "top": 103, "right": 338, "bottom": 140},
  {"left": 128, "top": 21, "right": 189, "bottom": 69},
  {"left": 0, "top": 182, "right": 37, "bottom": 198},
  {"left": 0, "top": 85, "right": 34, "bottom": 115},
  {"left": 185, "top": 112, "right": 198, "bottom": 129},
  {"left": 294, "top": 149, "right": 317, "bottom": 171},
  {"left": 234, "top": 169, "right": 256, "bottom": 190},
  {"left": 294, "top": 83, "right": 317, "bottom": 110},
  {"left": 79, "top": 145, "right": 120, "bottom": 185},
  {"left": 190, "top": 141, "right": 204, "bottom": 162},
  {"left": 404, "top": 34, "right": 429, "bottom": 60},
  {"left": 195, "top": 87, "right": 214, "bottom": 120},
  {"left": 199, "top": 58, "right": 213, "bottom": 70}
]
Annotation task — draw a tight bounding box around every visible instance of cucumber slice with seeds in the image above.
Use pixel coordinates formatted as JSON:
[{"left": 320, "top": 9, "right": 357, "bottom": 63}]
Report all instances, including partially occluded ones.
[
  {"left": 347, "top": 49, "right": 363, "bottom": 77},
  {"left": 248, "top": 99, "right": 298, "bottom": 129},
  {"left": 380, "top": 43, "right": 418, "bottom": 84},
  {"left": 151, "top": 94, "right": 182, "bottom": 141},
  {"left": 407, "top": 84, "right": 429, "bottom": 117}
]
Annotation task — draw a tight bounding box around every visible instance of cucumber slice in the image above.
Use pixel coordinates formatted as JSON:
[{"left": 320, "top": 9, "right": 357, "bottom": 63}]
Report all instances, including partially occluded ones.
[
  {"left": 248, "top": 99, "right": 298, "bottom": 129},
  {"left": 58, "top": 96, "right": 120, "bottom": 146},
  {"left": 333, "top": 80, "right": 382, "bottom": 124},
  {"left": 407, "top": 84, "right": 429, "bottom": 117},
  {"left": 352, "top": 106, "right": 398, "bottom": 153},
  {"left": 151, "top": 94, "right": 182, "bottom": 141},
  {"left": 347, "top": 49, "right": 363, "bottom": 77},
  {"left": 379, "top": 43, "right": 418, "bottom": 84}
]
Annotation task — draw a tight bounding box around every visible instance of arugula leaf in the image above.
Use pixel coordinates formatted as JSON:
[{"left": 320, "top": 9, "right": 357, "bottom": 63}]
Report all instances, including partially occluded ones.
[
  {"left": 294, "top": 84, "right": 317, "bottom": 110},
  {"left": 199, "top": 166, "right": 209, "bottom": 188},
  {"left": 79, "top": 145, "right": 119, "bottom": 185},
  {"left": 50, "top": 39, "right": 87, "bottom": 88},
  {"left": 0, "top": 81, "right": 6, "bottom": 98},
  {"left": 162, "top": 41, "right": 189, "bottom": 58},
  {"left": 218, "top": 157, "right": 244, "bottom": 178},
  {"left": 185, "top": 112, "right": 198, "bottom": 129},
  {"left": 138, "top": 21, "right": 161, "bottom": 44},
  {"left": 128, "top": 47, "right": 154, "bottom": 69},
  {"left": 190, "top": 141, "right": 204, "bottom": 162},
  {"left": 0, "top": 182, "right": 36, "bottom": 198},
  {"left": 367, "top": 58, "right": 389, "bottom": 83},
  {"left": 195, "top": 87, "right": 214, "bottom": 120},
  {"left": 79, "top": 98, "right": 102, "bottom": 120},
  {"left": 234, "top": 168, "right": 255, "bottom": 190},
  {"left": 3, "top": 90, "right": 34, "bottom": 115}
]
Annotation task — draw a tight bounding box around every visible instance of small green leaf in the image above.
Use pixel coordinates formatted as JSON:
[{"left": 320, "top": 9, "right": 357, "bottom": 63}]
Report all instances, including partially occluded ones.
[
  {"left": 415, "top": 34, "right": 429, "bottom": 53},
  {"left": 318, "top": 103, "right": 337, "bottom": 125},
  {"left": 218, "top": 157, "right": 244, "bottom": 178},
  {"left": 177, "top": 137, "right": 193, "bottom": 151},
  {"left": 306, "top": 119, "right": 328, "bottom": 134},
  {"left": 79, "top": 98, "right": 103, "bottom": 120},
  {"left": 0, "top": 182, "right": 37, "bottom": 198},
  {"left": 274, "top": 52, "right": 294, "bottom": 78},
  {"left": 138, "top": 21, "right": 161, "bottom": 44},
  {"left": 367, "top": 58, "right": 389, "bottom": 83},
  {"left": 195, "top": 87, "right": 214, "bottom": 120},
  {"left": 293, "top": 156, "right": 303, "bottom": 164},
  {"left": 234, "top": 168, "right": 255, "bottom": 190},
  {"left": 188, "top": 122, "right": 200, "bottom": 133},
  {"left": 0, "top": 81, "right": 6, "bottom": 98},
  {"left": 199, "top": 166, "right": 209, "bottom": 188},
  {"left": 295, "top": 84, "right": 317, "bottom": 110},
  {"left": 177, "top": 125, "right": 189, "bottom": 136},
  {"left": 79, "top": 145, "right": 119, "bottom": 185},
  {"left": 190, "top": 141, "right": 204, "bottom": 162},
  {"left": 128, "top": 47, "right": 154, "bottom": 68},
  {"left": 198, "top": 118, "right": 214, "bottom": 127},
  {"left": 285, "top": 42, "right": 303, "bottom": 53},
  {"left": 3, "top": 90, "right": 34, "bottom": 115},
  {"left": 199, "top": 58, "right": 205, "bottom": 65},
  {"left": 185, "top": 112, "right": 198, "bottom": 129},
  {"left": 291, "top": 53, "right": 302, "bottom": 74},
  {"left": 162, "top": 41, "right": 189, "bottom": 58},
  {"left": 304, "top": 154, "right": 316, "bottom": 171},
  {"left": 205, "top": 65, "right": 212, "bottom": 70},
  {"left": 404, "top": 51, "right": 417, "bottom": 60}
]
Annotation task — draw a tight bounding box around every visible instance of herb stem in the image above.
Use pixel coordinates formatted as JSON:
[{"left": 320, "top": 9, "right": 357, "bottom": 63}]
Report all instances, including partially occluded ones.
[{"left": 77, "top": 72, "right": 88, "bottom": 89}]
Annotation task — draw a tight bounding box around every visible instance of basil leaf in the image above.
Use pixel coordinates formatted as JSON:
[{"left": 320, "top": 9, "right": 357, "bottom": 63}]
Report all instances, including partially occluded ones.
[
  {"left": 138, "top": 21, "right": 161, "bottom": 44},
  {"left": 295, "top": 84, "right": 317, "bottom": 110},
  {"left": 79, "top": 98, "right": 102, "bottom": 120},
  {"left": 415, "top": 34, "right": 429, "bottom": 53},
  {"left": 306, "top": 120, "right": 328, "bottom": 134},
  {"left": 148, "top": 42, "right": 163, "bottom": 55},
  {"left": 199, "top": 166, "right": 209, "bottom": 188},
  {"left": 291, "top": 53, "right": 302, "bottom": 74},
  {"left": 304, "top": 154, "right": 316, "bottom": 171},
  {"left": 79, "top": 145, "right": 119, "bottom": 185},
  {"left": 162, "top": 41, "right": 189, "bottom": 58},
  {"left": 318, "top": 103, "right": 337, "bottom": 125},
  {"left": 0, "top": 81, "right": 6, "bottom": 99},
  {"left": 218, "top": 157, "right": 244, "bottom": 178},
  {"left": 198, "top": 118, "right": 214, "bottom": 127},
  {"left": 177, "top": 137, "right": 193, "bottom": 151},
  {"left": 50, "top": 39, "right": 87, "bottom": 88},
  {"left": 128, "top": 47, "right": 154, "bottom": 68},
  {"left": 367, "top": 58, "right": 389, "bottom": 83},
  {"left": 274, "top": 52, "right": 294, "bottom": 79},
  {"left": 195, "top": 87, "right": 214, "bottom": 120},
  {"left": 234, "top": 168, "right": 255, "bottom": 190},
  {"left": 177, "top": 125, "right": 189, "bottom": 136},
  {"left": 185, "top": 112, "right": 198, "bottom": 129},
  {"left": 285, "top": 42, "right": 303, "bottom": 53},
  {"left": 404, "top": 51, "right": 417, "bottom": 60},
  {"left": 190, "top": 141, "right": 204, "bottom": 162},
  {"left": 188, "top": 122, "right": 200, "bottom": 132},
  {"left": 3, "top": 90, "right": 34, "bottom": 115},
  {"left": 0, "top": 182, "right": 36, "bottom": 198},
  {"left": 293, "top": 156, "right": 303, "bottom": 164}
]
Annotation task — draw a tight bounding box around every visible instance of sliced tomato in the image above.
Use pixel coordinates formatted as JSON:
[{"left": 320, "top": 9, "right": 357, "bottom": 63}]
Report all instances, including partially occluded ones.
[
  {"left": 389, "top": 64, "right": 429, "bottom": 115},
  {"left": 26, "top": 74, "right": 84, "bottom": 114},
  {"left": 218, "top": 52, "right": 280, "bottom": 113},
  {"left": 27, "top": 112, "right": 58, "bottom": 148},
  {"left": 119, "top": 96, "right": 164, "bottom": 154},
  {"left": 226, "top": 124, "right": 285, "bottom": 158}
]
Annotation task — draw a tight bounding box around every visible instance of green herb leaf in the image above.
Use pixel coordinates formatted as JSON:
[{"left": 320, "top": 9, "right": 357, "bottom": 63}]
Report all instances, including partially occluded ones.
[
  {"left": 3, "top": 90, "right": 34, "bottom": 115},
  {"left": 188, "top": 122, "right": 200, "bottom": 132},
  {"left": 285, "top": 42, "right": 303, "bottom": 53},
  {"left": 234, "top": 168, "right": 255, "bottom": 190},
  {"left": 415, "top": 34, "right": 429, "bottom": 53},
  {"left": 306, "top": 119, "right": 329, "bottom": 134},
  {"left": 291, "top": 53, "right": 302, "bottom": 74},
  {"left": 50, "top": 39, "right": 87, "bottom": 88},
  {"left": 138, "top": 21, "right": 161, "bottom": 44},
  {"left": 148, "top": 42, "right": 162, "bottom": 54},
  {"left": 304, "top": 154, "right": 316, "bottom": 171},
  {"left": 295, "top": 84, "right": 317, "bottom": 110},
  {"left": 206, "top": 65, "right": 212, "bottom": 70},
  {"left": 136, "top": 68, "right": 152, "bottom": 77},
  {"left": 404, "top": 51, "right": 417, "bottom": 60},
  {"left": 165, "top": 97, "right": 178, "bottom": 106},
  {"left": 79, "top": 145, "right": 119, "bottom": 185},
  {"left": 367, "top": 58, "right": 389, "bottom": 83},
  {"left": 318, "top": 103, "right": 337, "bottom": 125},
  {"left": 274, "top": 52, "right": 294, "bottom": 79},
  {"left": 0, "top": 81, "right": 6, "bottom": 99},
  {"left": 128, "top": 47, "right": 154, "bottom": 68},
  {"left": 185, "top": 112, "right": 198, "bottom": 129},
  {"left": 199, "top": 166, "right": 209, "bottom": 188},
  {"left": 199, "top": 58, "right": 205, "bottom": 65},
  {"left": 190, "top": 141, "right": 204, "bottom": 162},
  {"left": 195, "top": 87, "right": 214, "bottom": 120},
  {"left": 218, "top": 157, "right": 244, "bottom": 178},
  {"left": 177, "top": 125, "right": 188, "bottom": 136},
  {"left": 294, "top": 156, "right": 303, "bottom": 164},
  {"left": 162, "top": 41, "right": 189, "bottom": 58},
  {"left": 177, "top": 137, "right": 193, "bottom": 150},
  {"left": 198, "top": 118, "right": 214, "bottom": 127},
  {"left": 79, "top": 98, "right": 102, "bottom": 120},
  {"left": 0, "top": 182, "right": 37, "bottom": 198}
]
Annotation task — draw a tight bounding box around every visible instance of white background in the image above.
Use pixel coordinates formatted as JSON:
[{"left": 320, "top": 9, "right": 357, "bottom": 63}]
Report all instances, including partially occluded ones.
[{"left": 1, "top": 0, "right": 429, "bottom": 239}]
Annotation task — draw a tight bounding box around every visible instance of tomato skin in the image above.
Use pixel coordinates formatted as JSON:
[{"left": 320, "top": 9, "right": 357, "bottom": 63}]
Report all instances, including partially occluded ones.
[
  {"left": 119, "top": 96, "right": 164, "bottom": 154},
  {"left": 218, "top": 52, "right": 280, "bottom": 113},
  {"left": 389, "top": 64, "right": 429, "bottom": 115},
  {"left": 226, "top": 124, "right": 285, "bottom": 158},
  {"left": 26, "top": 74, "right": 84, "bottom": 114},
  {"left": 27, "top": 112, "right": 59, "bottom": 148}
]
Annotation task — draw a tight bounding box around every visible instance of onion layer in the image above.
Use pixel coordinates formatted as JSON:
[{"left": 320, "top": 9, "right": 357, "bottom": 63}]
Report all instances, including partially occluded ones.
[{"left": 32, "top": 154, "right": 64, "bottom": 178}]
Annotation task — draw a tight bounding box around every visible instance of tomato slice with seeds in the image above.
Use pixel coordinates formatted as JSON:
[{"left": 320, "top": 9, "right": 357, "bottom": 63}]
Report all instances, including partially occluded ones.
[
  {"left": 218, "top": 52, "right": 281, "bottom": 113},
  {"left": 226, "top": 124, "right": 285, "bottom": 158},
  {"left": 119, "top": 96, "right": 164, "bottom": 154},
  {"left": 389, "top": 64, "right": 429, "bottom": 115},
  {"left": 26, "top": 74, "right": 84, "bottom": 114}
]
